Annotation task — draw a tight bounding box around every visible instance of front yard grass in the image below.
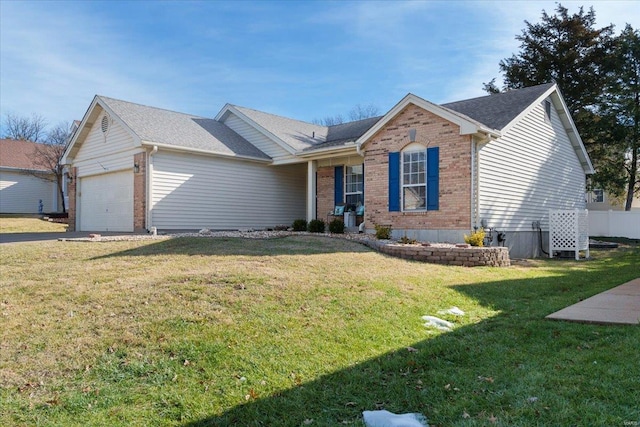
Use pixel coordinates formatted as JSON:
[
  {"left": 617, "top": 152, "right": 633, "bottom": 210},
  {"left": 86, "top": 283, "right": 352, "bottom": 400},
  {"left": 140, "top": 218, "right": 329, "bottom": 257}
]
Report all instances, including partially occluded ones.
[
  {"left": 1, "top": 236, "right": 638, "bottom": 426},
  {"left": 0, "top": 215, "right": 67, "bottom": 233}
]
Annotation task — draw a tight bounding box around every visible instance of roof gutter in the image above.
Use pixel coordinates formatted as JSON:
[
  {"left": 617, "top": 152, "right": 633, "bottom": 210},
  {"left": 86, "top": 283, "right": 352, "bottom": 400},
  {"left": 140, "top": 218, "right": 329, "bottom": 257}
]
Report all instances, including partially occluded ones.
[
  {"left": 296, "top": 143, "right": 358, "bottom": 159},
  {"left": 140, "top": 141, "right": 272, "bottom": 164}
]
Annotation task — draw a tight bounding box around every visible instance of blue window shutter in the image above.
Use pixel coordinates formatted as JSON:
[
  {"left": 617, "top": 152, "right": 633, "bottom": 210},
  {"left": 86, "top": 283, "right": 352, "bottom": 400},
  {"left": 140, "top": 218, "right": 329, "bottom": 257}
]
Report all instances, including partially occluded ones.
[
  {"left": 334, "top": 166, "right": 344, "bottom": 205},
  {"left": 427, "top": 147, "right": 439, "bottom": 210},
  {"left": 388, "top": 152, "right": 400, "bottom": 212}
]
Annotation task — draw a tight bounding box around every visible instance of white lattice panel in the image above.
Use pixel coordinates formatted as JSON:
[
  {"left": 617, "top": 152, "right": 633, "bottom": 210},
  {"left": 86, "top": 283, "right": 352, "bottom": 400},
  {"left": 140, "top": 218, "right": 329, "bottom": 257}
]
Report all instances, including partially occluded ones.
[{"left": 549, "top": 209, "right": 589, "bottom": 260}]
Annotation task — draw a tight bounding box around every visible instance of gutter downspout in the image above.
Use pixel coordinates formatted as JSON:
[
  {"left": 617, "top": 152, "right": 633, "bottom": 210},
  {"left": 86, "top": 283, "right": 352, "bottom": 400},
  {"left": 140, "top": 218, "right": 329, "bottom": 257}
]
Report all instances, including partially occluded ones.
[
  {"left": 471, "top": 137, "right": 476, "bottom": 230},
  {"left": 146, "top": 145, "right": 158, "bottom": 231}
]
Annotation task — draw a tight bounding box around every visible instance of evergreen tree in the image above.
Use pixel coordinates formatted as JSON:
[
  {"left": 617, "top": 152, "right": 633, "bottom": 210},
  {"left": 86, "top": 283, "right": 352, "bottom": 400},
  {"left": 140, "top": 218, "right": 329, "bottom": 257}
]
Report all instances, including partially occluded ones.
[{"left": 599, "top": 25, "right": 640, "bottom": 210}]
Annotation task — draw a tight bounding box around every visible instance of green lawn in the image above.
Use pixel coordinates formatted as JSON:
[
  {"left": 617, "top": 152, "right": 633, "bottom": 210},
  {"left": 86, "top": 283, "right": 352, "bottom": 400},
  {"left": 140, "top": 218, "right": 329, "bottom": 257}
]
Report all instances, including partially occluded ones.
[
  {"left": 0, "top": 215, "right": 67, "bottom": 233},
  {"left": 1, "top": 236, "right": 638, "bottom": 426}
]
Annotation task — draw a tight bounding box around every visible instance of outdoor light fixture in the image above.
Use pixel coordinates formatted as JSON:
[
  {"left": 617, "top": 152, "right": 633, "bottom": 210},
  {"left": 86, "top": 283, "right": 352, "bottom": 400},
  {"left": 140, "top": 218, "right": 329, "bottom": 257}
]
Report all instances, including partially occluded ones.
[
  {"left": 66, "top": 174, "right": 73, "bottom": 184},
  {"left": 134, "top": 163, "right": 140, "bottom": 173}
]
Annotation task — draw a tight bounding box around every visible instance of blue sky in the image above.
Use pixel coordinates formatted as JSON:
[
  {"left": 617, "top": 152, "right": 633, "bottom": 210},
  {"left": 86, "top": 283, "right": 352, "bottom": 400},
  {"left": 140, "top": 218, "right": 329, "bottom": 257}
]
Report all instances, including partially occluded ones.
[{"left": 1, "top": 0, "right": 639, "bottom": 133}]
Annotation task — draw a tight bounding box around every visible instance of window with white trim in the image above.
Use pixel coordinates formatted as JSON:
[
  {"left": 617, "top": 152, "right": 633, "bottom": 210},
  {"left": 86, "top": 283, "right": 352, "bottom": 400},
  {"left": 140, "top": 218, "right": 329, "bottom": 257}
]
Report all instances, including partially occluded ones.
[
  {"left": 402, "top": 150, "right": 426, "bottom": 210},
  {"left": 589, "top": 189, "right": 604, "bottom": 203},
  {"left": 345, "top": 164, "right": 363, "bottom": 206}
]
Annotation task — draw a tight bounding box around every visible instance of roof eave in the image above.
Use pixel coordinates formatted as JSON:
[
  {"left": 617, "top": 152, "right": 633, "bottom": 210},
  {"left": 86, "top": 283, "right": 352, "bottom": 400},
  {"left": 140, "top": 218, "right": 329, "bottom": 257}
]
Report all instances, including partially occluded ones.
[
  {"left": 61, "top": 96, "right": 143, "bottom": 165},
  {"left": 0, "top": 166, "right": 54, "bottom": 174},
  {"left": 140, "top": 141, "right": 272, "bottom": 164},
  {"left": 356, "top": 93, "right": 498, "bottom": 149},
  {"left": 501, "top": 84, "right": 594, "bottom": 175},
  {"left": 296, "top": 143, "right": 358, "bottom": 159}
]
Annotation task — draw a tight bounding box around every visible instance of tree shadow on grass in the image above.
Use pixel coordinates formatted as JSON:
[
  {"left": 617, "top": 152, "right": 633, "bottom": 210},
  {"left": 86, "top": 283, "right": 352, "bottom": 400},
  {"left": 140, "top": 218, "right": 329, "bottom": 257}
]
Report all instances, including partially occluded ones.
[
  {"left": 90, "top": 235, "right": 374, "bottom": 260},
  {"left": 181, "top": 251, "right": 640, "bottom": 426}
]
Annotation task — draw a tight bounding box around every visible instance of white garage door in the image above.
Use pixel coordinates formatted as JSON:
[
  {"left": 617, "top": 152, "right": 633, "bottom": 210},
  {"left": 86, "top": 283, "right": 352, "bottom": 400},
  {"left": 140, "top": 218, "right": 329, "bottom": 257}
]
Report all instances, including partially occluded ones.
[{"left": 79, "top": 171, "right": 133, "bottom": 232}]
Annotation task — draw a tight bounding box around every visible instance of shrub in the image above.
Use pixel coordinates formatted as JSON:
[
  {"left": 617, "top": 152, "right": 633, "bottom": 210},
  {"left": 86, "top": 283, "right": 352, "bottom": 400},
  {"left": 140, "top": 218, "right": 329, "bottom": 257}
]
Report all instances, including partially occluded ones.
[
  {"left": 273, "top": 224, "right": 289, "bottom": 231},
  {"left": 399, "top": 236, "right": 417, "bottom": 244},
  {"left": 328, "top": 219, "right": 345, "bottom": 234},
  {"left": 308, "top": 219, "right": 325, "bottom": 233},
  {"left": 374, "top": 224, "right": 392, "bottom": 240},
  {"left": 292, "top": 219, "right": 308, "bottom": 232},
  {"left": 464, "top": 228, "right": 485, "bottom": 247}
]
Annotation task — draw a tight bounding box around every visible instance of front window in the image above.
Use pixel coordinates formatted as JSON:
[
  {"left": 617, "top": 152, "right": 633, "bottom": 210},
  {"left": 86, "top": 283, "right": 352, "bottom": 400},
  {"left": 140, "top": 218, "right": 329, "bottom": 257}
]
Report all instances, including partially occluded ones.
[
  {"left": 345, "top": 164, "right": 364, "bottom": 206},
  {"left": 402, "top": 151, "right": 426, "bottom": 210},
  {"left": 590, "top": 189, "right": 604, "bottom": 203}
]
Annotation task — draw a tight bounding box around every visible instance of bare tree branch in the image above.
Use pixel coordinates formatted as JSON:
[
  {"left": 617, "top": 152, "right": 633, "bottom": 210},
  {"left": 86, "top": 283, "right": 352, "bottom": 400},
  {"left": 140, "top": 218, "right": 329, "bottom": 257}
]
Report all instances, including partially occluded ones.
[
  {"left": 24, "top": 122, "right": 72, "bottom": 212},
  {"left": 348, "top": 103, "right": 380, "bottom": 121},
  {"left": 2, "top": 112, "right": 48, "bottom": 142}
]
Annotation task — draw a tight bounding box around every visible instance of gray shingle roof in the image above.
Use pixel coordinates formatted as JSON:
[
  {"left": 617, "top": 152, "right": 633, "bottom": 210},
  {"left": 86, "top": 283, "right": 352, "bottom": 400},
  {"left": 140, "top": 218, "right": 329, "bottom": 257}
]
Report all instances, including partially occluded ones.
[
  {"left": 442, "top": 83, "right": 554, "bottom": 130},
  {"left": 99, "top": 96, "right": 270, "bottom": 160},
  {"left": 232, "top": 105, "right": 328, "bottom": 151},
  {"left": 303, "top": 116, "right": 383, "bottom": 151}
]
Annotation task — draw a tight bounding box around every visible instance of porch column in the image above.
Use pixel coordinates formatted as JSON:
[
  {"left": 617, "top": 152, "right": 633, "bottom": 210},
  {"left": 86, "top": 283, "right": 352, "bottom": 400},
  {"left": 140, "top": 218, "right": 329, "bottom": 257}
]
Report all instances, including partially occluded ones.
[{"left": 306, "top": 160, "right": 317, "bottom": 222}]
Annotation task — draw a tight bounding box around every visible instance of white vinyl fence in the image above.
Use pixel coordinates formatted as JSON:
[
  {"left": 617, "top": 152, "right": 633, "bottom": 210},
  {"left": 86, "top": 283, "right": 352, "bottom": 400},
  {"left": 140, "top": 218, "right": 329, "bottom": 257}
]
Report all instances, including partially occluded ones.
[{"left": 588, "top": 210, "right": 640, "bottom": 239}]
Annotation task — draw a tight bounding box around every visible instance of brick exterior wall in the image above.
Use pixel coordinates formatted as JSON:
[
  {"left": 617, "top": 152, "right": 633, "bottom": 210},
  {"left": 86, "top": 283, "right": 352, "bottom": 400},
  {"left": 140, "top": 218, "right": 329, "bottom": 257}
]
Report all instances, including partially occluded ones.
[
  {"left": 317, "top": 166, "right": 335, "bottom": 222},
  {"left": 133, "top": 152, "right": 146, "bottom": 231},
  {"left": 362, "top": 104, "right": 472, "bottom": 231},
  {"left": 66, "top": 167, "right": 77, "bottom": 232}
]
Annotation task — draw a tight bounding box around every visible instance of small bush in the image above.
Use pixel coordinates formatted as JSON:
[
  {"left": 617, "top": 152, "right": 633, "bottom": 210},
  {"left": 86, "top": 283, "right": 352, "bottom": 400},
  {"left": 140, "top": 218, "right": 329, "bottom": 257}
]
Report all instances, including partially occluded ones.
[
  {"left": 328, "top": 219, "right": 345, "bottom": 234},
  {"left": 374, "top": 224, "right": 392, "bottom": 240},
  {"left": 308, "top": 219, "right": 325, "bottom": 233},
  {"left": 292, "top": 219, "right": 307, "bottom": 232},
  {"left": 464, "top": 228, "right": 485, "bottom": 247},
  {"left": 399, "top": 236, "right": 417, "bottom": 244},
  {"left": 273, "top": 224, "right": 289, "bottom": 231}
]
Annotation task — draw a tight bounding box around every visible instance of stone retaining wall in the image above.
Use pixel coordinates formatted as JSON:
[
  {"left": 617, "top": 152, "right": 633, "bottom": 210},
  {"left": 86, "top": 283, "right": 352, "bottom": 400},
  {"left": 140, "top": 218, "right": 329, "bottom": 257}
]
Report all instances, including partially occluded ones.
[{"left": 362, "top": 241, "right": 510, "bottom": 267}]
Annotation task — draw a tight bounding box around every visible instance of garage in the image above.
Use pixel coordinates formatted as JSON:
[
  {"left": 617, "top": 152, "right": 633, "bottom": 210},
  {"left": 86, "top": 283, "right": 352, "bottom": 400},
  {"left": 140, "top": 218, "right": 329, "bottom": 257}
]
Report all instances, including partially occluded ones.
[{"left": 79, "top": 170, "right": 133, "bottom": 232}]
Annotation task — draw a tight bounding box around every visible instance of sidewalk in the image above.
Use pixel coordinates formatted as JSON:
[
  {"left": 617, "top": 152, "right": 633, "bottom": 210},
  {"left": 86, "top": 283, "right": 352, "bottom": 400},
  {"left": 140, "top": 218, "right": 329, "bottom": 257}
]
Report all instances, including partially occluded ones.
[{"left": 546, "top": 278, "right": 640, "bottom": 325}]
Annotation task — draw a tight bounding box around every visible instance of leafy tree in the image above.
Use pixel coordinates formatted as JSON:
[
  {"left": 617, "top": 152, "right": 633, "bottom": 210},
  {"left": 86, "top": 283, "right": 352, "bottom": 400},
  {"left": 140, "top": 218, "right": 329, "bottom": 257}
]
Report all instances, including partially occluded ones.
[
  {"left": 599, "top": 25, "right": 640, "bottom": 210},
  {"left": 488, "top": 4, "right": 628, "bottom": 199},
  {"left": 482, "top": 78, "right": 502, "bottom": 95},
  {"left": 2, "top": 112, "right": 48, "bottom": 142},
  {"left": 498, "top": 4, "right": 614, "bottom": 115}
]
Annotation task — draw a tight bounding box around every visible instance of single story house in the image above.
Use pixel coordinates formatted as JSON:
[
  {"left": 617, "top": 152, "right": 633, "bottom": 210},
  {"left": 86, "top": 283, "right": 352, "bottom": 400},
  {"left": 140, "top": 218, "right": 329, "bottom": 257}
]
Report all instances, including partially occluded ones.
[
  {"left": 61, "top": 83, "right": 593, "bottom": 257},
  {"left": 0, "top": 139, "right": 64, "bottom": 214}
]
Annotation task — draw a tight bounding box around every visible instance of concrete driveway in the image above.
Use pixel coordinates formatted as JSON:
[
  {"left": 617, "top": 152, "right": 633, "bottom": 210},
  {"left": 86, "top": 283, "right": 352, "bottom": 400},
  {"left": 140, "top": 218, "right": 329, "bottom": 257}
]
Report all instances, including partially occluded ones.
[{"left": 0, "top": 231, "right": 142, "bottom": 244}]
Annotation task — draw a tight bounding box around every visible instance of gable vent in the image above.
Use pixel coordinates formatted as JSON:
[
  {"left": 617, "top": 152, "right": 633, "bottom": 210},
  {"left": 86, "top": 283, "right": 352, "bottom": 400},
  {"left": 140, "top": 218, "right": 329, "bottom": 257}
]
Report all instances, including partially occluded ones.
[{"left": 101, "top": 115, "right": 109, "bottom": 133}]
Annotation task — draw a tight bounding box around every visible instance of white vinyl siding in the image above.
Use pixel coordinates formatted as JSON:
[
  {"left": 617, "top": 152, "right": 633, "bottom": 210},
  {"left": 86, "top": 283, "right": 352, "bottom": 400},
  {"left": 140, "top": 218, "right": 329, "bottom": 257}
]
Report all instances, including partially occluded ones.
[
  {"left": 73, "top": 112, "right": 141, "bottom": 178},
  {"left": 78, "top": 170, "right": 133, "bottom": 232},
  {"left": 223, "top": 113, "right": 294, "bottom": 162},
  {"left": 0, "top": 170, "right": 57, "bottom": 213},
  {"left": 478, "top": 98, "right": 586, "bottom": 231},
  {"left": 151, "top": 151, "right": 306, "bottom": 230}
]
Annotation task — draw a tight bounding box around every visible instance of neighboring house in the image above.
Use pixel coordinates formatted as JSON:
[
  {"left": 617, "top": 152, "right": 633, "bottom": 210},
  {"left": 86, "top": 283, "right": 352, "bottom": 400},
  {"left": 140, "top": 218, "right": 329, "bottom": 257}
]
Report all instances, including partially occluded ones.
[
  {"left": 61, "top": 82, "right": 593, "bottom": 257},
  {"left": 0, "top": 139, "right": 63, "bottom": 214},
  {"left": 587, "top": 188, "right": 640, "bottom": 211}
]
